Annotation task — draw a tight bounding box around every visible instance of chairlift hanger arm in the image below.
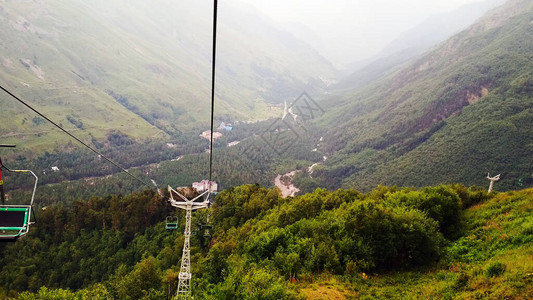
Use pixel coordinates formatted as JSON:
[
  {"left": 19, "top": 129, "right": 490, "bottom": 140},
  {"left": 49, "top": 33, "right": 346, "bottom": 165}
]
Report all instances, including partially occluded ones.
[
  {"left": 0, "top": 165, "right": 38, "bottom": 207},
  {"left": 1, "top": 169, "right": 38, "bottom": 203},
  {"left": 0, "top": 157, "right": 9, "bottom": 171},
  {"left": 0, "top": 158, "right": 20, "bottom": 173}
]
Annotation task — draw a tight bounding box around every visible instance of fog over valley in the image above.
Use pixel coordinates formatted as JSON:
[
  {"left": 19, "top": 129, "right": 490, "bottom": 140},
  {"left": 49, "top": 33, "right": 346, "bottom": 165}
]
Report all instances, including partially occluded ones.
[{"left": 0, "top": 0, "right": 532, "bottom": 298}]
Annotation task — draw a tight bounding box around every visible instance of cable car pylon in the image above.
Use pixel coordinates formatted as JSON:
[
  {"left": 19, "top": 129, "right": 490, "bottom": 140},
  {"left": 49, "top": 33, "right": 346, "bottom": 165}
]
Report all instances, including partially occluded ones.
[{"left": 168, "top": 187, "right": 211, "bottom": 299}]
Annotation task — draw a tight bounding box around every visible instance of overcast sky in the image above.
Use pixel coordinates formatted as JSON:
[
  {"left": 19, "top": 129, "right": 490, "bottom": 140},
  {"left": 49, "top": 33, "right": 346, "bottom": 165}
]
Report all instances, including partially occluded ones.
[{"left": 235, "top": 0, "right": 499, "bottom": 67}]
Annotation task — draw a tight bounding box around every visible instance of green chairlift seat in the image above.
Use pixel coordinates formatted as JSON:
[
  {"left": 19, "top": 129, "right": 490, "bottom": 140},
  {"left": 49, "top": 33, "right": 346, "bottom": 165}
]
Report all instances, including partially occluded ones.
[
  {"left": 0, "top": 206, "right": 31, "bottom": 241},
  {"left": 0, "top": 168, "right": 38, "bottom": 242},
  {"left": 165, "top": 216, "right": 178, "bottom": 230}
]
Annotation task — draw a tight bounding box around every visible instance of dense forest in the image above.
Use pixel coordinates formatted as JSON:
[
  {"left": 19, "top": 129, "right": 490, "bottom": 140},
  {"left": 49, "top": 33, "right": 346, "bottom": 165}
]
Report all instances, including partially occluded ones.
[{"left": 1, "top": 184, "right": 531, "bottom": 299}]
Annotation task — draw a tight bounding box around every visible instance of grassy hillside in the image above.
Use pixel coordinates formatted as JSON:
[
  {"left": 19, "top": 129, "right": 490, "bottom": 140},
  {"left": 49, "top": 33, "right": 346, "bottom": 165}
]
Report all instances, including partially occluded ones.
[
  {"left": 307, "top": 0, "right": 533, "bottom": 192},
  {"left": 0, "top": 0, "right": 336, "bottom": 152},
  {"left": 0, "top": 185, "right": 531, "bottom": 299},
  {"left": 329, "top": 188, "right": 533, "bottom": 299}
]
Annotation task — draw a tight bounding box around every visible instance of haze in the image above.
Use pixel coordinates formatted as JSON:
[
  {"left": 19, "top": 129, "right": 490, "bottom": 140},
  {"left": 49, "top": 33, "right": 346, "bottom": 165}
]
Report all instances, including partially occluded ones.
[{"left": 236, "top": 0, "right": 504, "bottom": 67}]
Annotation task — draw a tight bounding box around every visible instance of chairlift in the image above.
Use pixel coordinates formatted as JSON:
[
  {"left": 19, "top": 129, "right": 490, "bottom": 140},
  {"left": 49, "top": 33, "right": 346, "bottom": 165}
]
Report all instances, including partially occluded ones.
[
  {"left": 165, "top": 216, "right": 178, "bottom": 230},
  {"left": 203, "top": 225, "right": 213, "bottom": 239},
  {"left": 197, "top": 222, "right": 213, "bottom": 239},
  {"left": 0, "top": 156, "right": 38, "bottom": 242}
]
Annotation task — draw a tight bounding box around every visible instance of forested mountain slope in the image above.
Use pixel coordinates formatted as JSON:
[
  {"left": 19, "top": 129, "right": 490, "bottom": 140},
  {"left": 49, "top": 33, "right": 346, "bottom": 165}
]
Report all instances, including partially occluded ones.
[
  {"left": 0, "top": 185, "right": 531, "bottom": 299},
  {"left": 308, "top": 0, "right": 533, "bottom": 192},
  {"left": 0, "top": 0, "right": 336, "bottom": 151}
]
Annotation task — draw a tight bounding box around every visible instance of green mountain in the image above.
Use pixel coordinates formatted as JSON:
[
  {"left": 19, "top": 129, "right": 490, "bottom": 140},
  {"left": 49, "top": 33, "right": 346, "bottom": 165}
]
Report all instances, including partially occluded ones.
[
  {"left": 336, "top": 0, "right": 505, "bottom": 90},
  {"left": 3, "top": 0, "right": 531, "bottom": 203},
  {"left": 1, "top": 185, "right": 531, "bottom": 299},
  {"left": 306, "top": 0, "right": 533, "bottom": 192},
  {"left": 0, "top": 0, "right": 336, "bottom": 151}
]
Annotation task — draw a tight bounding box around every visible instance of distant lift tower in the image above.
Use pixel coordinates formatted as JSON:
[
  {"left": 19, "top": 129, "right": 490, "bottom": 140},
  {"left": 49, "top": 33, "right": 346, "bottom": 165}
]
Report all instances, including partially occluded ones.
[
  {"left": 486, "top": 173, "right": 500, "bottom": 193},
  {"left": 168, "top": 186, "right": 211, "bottom": 299}
]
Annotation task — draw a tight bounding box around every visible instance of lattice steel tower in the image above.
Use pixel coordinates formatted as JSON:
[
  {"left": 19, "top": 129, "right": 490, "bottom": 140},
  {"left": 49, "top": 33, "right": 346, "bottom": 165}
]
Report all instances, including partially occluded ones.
[{"left": 168, "top": 187, "right": 211, "bottom": 299}]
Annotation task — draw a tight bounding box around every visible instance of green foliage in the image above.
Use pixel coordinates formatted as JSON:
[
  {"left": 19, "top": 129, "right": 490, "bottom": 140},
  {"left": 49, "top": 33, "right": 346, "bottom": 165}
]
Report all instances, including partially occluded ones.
[
  {"left": 308, "top": 3, "right": 533, "bottom": 193},
  {"left": 105, "top": 131, "right": 134, "bottom": 147},
  {"left": 212, "top": 185, "right": 282, "bottom": 231},
  {"left": 5, "top": 116, "right": 325, "bottom": 208},
  {"left": 337, "top": 188, "right": 533, "bottom": 299},
  {"left": 1, "top": 3, "right": 532, "bottom": 299},
  {"left": 445, "top": 189, "right": 533, "bottom": 265},
  {"left": 383, "top": 185, "right": 463, "bottom": 239},
  {"left": 66, "top": 115, "right": 84, "bottom": 130},
  {"left": 1, "top": 185, "right": 531, "bottom": 299},
  {"left": 107, "top": 257, "right": 163, "bottom": 300},
  {"left": 448, "top": 184, "right": 491, "bottom": 209},
  {"left": 0, "top": 0, "right": 335, "bottom": 153},
  {"left": 18, "top": 287, "right": 77, "bottom": 300},
  {"left": 17, "top": 284, "right": 113, "bottom": 300},
  {"left": 238, "top": 266, "right": 293, "bottom": 300},
  {"left": 0, "top": 189, "right": 171, "bottom": 293},
  {"left": 485, "top": 261, "right": 506, "bottom": 278},
  {"left": 209, "top": 185, "right": 447, "bottom": 280},
  {"left": 31, "top": 117, "right": 45, "bottom": 126},
  {"left": 341, "top": 200, "right": 445, "bottom": 269}
]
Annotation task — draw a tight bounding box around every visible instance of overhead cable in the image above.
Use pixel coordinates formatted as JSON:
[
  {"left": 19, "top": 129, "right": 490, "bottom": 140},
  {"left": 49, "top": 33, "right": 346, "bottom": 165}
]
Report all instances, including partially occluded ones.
[
  {"left": 208, "top": 0, "right": 218, "bottom": 184},
  {"left": 0, "top": 85, "right": 154, "bottom": 188}
]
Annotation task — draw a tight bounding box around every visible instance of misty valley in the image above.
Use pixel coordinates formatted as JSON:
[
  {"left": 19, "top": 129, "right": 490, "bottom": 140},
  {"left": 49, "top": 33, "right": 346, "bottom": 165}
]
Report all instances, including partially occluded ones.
[{"left": 0, "top": 0, "right": 532, "bottom": 299}]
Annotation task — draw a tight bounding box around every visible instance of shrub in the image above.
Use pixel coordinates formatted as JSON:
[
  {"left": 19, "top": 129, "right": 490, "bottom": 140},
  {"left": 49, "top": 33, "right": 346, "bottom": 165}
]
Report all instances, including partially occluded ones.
[
  {"left": 450, "top": 184, "right": 492, "bottom": 208},
  {"left": 485, "top": 261, "right": 506, "bottom": 277},
  {"left": 343, "top": 200, "right": 445, "bottom": 270},
  {"left": 454, "top": 272, "right": 470, "bottom": 290},
  {"left": 384, "top": 185, "right": 463, "bottom": 239}
]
